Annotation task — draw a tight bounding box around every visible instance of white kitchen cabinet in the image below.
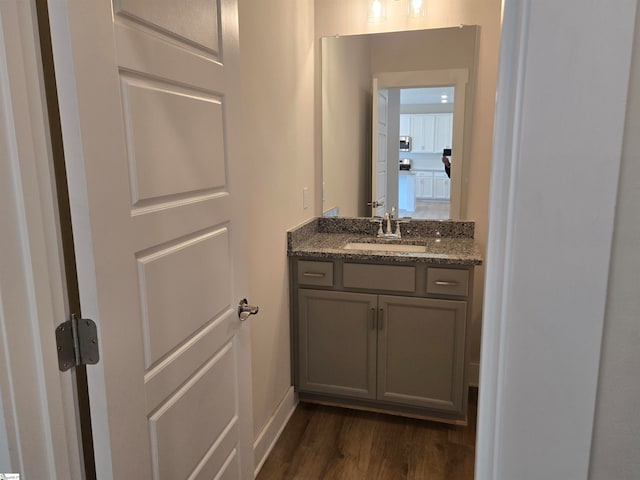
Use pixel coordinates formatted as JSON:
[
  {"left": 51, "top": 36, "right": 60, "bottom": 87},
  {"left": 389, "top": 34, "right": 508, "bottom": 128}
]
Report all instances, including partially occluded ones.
[
  {"left": 400, "top": 113, "right": 453, "bottom": 154},
  {"left": 434, "top": 113, "right": 453, "bottom": 153},
  {"left": 399, "top": 115, "right": 411, "bottom": 137},
  {"left": 410, "top": 115, "right": 436, "bottom": 153},
  {"left": 434, "top": 171, "right": 451, "bottom": 199},
  {"left": 415, "top": 171, "right": 434, "bottom": 199},
  {"left": 398, "top": 173, "right": 416, "bottom": 212}
]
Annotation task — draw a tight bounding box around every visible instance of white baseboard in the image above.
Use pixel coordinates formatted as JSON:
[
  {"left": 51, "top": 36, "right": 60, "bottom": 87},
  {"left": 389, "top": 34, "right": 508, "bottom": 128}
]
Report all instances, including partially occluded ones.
[
  {"left": 469, "top": 362, "right": 480, "bottom": 387},
  {"left": 253, "top": 386, "right": 298, "bottom": 477}
]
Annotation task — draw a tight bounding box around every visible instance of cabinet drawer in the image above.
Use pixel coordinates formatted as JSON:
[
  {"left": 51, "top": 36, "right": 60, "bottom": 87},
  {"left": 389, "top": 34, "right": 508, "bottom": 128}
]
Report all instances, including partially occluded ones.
[
  {"left": 343, "top": 263, "right": 415, "bottom": 292},
  {"left": 426, "top": 268, "right": 469, "bottom": 297},
  {"left": 297, "top": 260, "right": 334, "bottom": 286}
]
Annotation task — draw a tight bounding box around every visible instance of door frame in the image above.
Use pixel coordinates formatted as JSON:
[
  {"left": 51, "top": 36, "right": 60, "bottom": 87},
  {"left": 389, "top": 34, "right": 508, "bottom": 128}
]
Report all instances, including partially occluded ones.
[
  {"left": 374, "top": 68, "right": 469, "bottom": 220},
  {"left": 371, "top": 79, "right": 388, "bottom": 217},
  {"left": 475, "top": 0, "right": 637, "bottom": 478},
  {"left": 0, "top": 0, "right": 83, "bottom": 477}
]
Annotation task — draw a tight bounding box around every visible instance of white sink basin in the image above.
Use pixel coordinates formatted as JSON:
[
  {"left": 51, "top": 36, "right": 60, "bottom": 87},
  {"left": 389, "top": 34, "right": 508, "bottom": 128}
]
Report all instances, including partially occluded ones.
[{"left": 343, "top": 242, "right": 427, "bottom": 253}]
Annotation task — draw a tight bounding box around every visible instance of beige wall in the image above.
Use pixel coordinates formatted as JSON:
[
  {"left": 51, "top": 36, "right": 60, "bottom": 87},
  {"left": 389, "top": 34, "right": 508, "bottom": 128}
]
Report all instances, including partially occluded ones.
[
  {"left": 322, "top": 36, "right": 371, "bottom": 217},
  {"left": 316, "top": 0, "right": 502, "bottom": 375},
  {"left": 238, "top": 0, "right": 316, "bottom": 437}
]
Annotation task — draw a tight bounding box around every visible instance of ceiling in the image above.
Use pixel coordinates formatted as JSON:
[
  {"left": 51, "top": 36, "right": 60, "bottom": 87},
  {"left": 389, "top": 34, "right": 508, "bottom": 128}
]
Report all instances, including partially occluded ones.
[{"left": 400, "top": 86, "right": 455, "bottom": 105}]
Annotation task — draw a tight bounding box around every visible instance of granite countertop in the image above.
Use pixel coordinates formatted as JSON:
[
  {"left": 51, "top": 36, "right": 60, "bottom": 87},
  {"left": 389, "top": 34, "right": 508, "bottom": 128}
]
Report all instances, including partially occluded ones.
[{"left": 288, "top": 217, "right": 483, "bottom": 266}]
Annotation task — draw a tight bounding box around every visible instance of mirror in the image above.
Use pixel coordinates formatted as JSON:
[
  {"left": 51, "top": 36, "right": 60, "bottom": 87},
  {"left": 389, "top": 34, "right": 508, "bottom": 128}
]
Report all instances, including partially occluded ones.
[{"left": 321, "top": 26, "right": 478, "bottom": 219}]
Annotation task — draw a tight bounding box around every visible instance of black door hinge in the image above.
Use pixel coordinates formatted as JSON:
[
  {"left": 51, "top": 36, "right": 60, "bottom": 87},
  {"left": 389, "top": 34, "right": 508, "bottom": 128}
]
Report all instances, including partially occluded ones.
[{"left": 55, "top": 314, "right": 100, "bottom": 371}]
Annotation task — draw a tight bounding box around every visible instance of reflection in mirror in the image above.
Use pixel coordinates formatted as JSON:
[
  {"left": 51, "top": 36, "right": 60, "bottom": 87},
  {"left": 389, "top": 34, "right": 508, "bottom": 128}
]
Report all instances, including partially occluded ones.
[
  {"left": 379, "top": 84, "right": 456, "bottom": 220},
  {"left": 321, "top": 26, "right": 478, "bottom": 220},
  {"left": 396, "top": 86, "right": 454, "bottom": 220}
]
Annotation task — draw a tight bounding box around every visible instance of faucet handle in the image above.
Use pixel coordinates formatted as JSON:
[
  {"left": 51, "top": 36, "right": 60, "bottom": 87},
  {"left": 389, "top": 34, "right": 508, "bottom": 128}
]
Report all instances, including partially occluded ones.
[
  {"left": 369, "top": 218, "right": 384, "bottom": 236},
  {"left": 394, "top": 219, "right": 410, "bottom": 237}
]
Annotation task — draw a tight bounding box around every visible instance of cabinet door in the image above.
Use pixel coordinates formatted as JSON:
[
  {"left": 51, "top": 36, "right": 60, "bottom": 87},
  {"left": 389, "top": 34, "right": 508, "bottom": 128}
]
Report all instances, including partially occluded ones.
[
  {"left": 423, "top": 173, "right": 434, "bottom": 199},
  {"left": 399, "top": 114, "right": 411, "bottom": 136},
  {"left": 298, "top": 290, "right": 378, "bottom": 399},
  {"left": 434, "top": 172, "right": 450, "bottom": 199},
  {"left": 414, "top": 175, "right": 423, "bottom": 198},
  {"left": 377, "top": 296, "right": 467, "bottom": 412},
  {"left": 415, "top": 172, "right": 434, "bottom": 199},
  {"left": 410, "top": 115, "right": 435, "bottom": 152},
  {"left": 434, "top": 113, "right": 453, "bottom": 153}
]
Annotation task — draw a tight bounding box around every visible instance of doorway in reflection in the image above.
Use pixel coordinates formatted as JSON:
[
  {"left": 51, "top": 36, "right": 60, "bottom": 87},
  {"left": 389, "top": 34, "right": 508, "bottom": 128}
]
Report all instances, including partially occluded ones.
[{"left": 396, "top": 86, "right": 453, "bottom": 219}]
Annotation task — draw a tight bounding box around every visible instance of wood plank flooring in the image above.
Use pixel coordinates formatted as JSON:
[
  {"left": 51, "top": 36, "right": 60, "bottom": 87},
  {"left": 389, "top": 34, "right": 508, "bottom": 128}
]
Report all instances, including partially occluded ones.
[{"left": 257, "top": 389, "right": 477, "bottom": 480}]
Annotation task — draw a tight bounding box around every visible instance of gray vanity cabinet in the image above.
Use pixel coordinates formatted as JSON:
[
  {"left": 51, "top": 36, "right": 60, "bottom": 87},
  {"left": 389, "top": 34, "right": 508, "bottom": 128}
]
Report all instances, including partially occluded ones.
[
  {"left": 377, "top": 295, "right": 467, "bottom": 412},
  {"left": 292, "top": 258, "right": 474, "bottom": 422},
  {"left": 297, "top": 289, "right": 377, "bottom": 399}
]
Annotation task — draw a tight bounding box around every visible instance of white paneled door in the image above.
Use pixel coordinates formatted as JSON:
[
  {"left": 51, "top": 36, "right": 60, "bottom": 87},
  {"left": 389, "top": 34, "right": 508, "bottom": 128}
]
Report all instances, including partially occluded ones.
[
  {"left": 372, "top": 80, "right": 388, "bottom": 217},
  {"left": 48, "top": 1, "right": 254, "bottom": 478}
]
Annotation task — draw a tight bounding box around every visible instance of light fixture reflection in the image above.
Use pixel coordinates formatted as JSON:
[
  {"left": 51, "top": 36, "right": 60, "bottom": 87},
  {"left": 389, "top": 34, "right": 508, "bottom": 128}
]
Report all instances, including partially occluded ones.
[
  {"left": 408, "top": 0, "right": 425, "bottom": 17},
  {"left": 368, "top": 0, "right": 387, "bottom": 22}
]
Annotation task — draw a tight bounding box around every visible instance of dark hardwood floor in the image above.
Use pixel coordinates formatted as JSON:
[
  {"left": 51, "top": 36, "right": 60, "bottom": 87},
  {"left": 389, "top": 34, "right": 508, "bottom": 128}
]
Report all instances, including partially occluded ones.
[{"left": 257, "top": 389, "right": 477, "bottom": 480}]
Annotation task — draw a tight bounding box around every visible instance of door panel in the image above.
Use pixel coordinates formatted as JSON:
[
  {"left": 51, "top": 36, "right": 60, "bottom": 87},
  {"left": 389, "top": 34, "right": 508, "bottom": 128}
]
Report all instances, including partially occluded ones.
[
  {"left": 137, "top": 226, "right": 231, "bottom": 368},
  {"left": 150, "top": 341, "right": 237, "bottom": 480},
  {"left": 144, "top": 309, "right": 237, "bottom": 413},
  {"left": 121, "top": 76, "right": 227, "bottom": 203},
  {"left": 116, "top": 0, "right": 220, "bottom": 54},
  {"left": 48, "top": 0, "right": 253, "bottom": 478}
]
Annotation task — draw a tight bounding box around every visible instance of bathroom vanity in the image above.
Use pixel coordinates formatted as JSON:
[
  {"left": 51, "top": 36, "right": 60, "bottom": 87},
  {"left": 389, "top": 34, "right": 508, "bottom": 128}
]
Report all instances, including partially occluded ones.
[{"left": 287, "top": 217, "right": 482, "bottom": 424}]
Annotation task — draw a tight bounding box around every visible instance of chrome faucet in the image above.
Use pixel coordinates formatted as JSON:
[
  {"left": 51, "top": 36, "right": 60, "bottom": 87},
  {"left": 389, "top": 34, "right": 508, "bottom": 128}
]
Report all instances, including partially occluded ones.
[
  {"left": 374, "top": 210, "right": 408, "bottom": 239},
  {"left": 384, "top": 212, "right": 393, "bottom": 236}
]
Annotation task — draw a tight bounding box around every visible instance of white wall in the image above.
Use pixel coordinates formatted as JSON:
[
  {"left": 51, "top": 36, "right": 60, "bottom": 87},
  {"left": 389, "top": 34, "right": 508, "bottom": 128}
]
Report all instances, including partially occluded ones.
[
  {"left": 477, "top": 0, "right": 638, "bottom": 478},
  {"left": 589, "top": 4, "right": 640, "bottom": 478},
  {"left": 238, "top": 0, "right": 316, "bottom": 446}
]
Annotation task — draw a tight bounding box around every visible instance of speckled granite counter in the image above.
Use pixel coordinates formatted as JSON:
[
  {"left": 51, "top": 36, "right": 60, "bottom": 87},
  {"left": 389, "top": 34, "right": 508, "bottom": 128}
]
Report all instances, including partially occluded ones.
[{"left": 287, "top": 217, "right": 483, "bottom": 266}]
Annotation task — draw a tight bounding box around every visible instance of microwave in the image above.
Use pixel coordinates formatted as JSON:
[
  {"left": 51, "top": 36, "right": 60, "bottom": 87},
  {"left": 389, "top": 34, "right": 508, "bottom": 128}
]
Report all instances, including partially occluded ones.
[{"left": 399, "top": 136, "right": 412, "bottom": 152}]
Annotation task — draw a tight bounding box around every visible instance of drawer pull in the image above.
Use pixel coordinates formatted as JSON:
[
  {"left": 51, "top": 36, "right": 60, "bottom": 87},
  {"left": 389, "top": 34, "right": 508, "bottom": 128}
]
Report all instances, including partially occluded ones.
[
  {"left": 303, "top": 272, "right": 326, "bottom": 278},
  {"left": 434, "top": 280, "right": 460, "bottom": 286},
  {"left": 379, "top": 308, "right": 384, "bottom": 330}
]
